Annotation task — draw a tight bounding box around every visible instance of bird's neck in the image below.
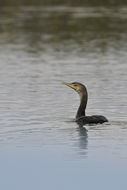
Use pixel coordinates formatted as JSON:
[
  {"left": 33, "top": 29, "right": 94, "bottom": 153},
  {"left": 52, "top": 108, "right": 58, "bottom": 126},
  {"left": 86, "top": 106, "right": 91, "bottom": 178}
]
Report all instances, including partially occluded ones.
[{"left": 76, "top": 93, "right": 87, "bottom": 119}]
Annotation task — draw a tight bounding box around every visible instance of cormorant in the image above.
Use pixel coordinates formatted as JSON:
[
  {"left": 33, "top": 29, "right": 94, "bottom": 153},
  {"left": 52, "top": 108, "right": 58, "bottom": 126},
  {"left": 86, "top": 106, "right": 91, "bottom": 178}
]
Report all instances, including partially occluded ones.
[{"left": 62, "top": 82, "right": 108, "bottom": 125}]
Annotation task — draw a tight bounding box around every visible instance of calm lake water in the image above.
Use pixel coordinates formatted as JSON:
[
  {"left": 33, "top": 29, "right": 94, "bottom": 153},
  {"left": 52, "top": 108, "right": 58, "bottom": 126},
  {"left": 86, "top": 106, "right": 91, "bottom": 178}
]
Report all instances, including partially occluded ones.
[{"left": 0, "top": 5, "right": 127, "bottom": 190}]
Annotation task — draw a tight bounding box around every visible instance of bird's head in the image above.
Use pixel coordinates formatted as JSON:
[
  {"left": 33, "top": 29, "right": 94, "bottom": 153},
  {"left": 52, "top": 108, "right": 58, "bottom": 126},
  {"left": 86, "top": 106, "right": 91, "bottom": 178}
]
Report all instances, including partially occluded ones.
[{"left": 62, "top": 82, "right": 87, "bottom": 97}]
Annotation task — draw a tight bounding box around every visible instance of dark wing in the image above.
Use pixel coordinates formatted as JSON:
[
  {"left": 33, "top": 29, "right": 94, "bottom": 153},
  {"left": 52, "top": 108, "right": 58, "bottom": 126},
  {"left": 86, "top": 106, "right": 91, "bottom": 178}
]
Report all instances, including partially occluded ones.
[{"left": 76, "top": 115, "right": 108, "bottom": 125}]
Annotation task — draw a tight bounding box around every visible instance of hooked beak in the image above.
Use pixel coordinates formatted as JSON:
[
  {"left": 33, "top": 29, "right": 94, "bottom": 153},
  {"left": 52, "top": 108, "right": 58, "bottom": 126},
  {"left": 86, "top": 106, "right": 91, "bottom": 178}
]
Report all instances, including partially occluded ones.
[{"left": 62, "top": 82, "right": 77, "bottom": 90}]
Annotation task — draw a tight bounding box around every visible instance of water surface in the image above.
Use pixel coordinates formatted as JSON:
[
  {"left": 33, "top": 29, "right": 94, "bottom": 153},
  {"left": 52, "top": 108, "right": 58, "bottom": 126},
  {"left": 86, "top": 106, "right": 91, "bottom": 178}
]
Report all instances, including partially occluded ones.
[{"left": 0, "top": 6, "right": 127, "bottom": 190}]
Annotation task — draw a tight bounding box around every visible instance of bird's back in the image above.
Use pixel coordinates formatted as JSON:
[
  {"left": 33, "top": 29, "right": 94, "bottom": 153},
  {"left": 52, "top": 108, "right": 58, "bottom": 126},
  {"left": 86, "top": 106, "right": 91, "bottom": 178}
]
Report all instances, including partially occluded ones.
[{"left": 76, "top": 115, "right": 108, "bottom": 125}]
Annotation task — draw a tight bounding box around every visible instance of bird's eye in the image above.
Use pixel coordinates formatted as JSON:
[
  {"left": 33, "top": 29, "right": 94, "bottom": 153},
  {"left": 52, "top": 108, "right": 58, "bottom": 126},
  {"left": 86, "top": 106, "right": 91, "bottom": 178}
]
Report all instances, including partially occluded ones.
[
  {"left": 73, "top": 85, "right": 77, "bottom": 89},
  {"left": 73, "top": 84, "right": 78, "bottom": 90}
]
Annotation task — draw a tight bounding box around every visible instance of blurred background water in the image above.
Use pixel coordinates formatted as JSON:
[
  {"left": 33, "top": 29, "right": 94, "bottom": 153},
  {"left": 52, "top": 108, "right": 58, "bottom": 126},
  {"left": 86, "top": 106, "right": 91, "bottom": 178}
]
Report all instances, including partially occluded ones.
[{"left": 0, "top": 1, "right": 127, "bottom": 190}]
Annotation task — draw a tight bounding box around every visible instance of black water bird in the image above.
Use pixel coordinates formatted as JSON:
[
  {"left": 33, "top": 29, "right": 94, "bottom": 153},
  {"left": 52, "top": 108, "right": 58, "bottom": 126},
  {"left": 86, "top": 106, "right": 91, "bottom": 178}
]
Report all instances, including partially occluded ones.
[{"left": 62, "top": 82, "right": 108, "bottom": 125}]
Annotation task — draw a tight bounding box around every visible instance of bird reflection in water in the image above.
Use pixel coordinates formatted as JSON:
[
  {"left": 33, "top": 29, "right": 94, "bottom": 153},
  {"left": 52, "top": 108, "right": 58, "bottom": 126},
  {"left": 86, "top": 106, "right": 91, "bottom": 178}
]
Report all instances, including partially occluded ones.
[{"left": 76, "top": 125, "right": 88, "bottom": 157}]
